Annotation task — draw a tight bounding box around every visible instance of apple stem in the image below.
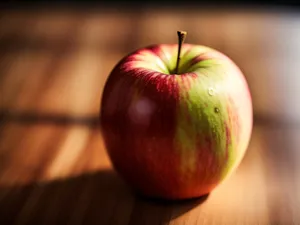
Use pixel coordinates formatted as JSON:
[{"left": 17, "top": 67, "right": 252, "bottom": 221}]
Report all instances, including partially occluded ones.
[{"left": 175, "top": 30, "right": 187, "bottom": 74}]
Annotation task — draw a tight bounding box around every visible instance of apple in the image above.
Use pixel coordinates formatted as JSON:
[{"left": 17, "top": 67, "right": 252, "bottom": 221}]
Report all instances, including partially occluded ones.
[{"left": 100, "top": 31, "right": 253, "bottom": 200}]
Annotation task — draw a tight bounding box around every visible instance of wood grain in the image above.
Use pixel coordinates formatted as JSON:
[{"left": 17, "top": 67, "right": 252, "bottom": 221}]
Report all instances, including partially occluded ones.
[{"left": 0, "top": 8, "right": 299, "bottom": 225}]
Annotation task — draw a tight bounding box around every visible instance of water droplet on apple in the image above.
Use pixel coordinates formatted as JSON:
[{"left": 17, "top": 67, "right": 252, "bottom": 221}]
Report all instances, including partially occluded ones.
[
  {"left": 208, "top": 87, "right": 215, "bottom": 96},
  {"left": 214, "top": 107, "right": 220, "bottom": 113}
]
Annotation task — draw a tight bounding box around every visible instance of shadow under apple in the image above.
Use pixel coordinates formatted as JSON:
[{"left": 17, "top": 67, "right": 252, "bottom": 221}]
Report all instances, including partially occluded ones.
[{"left": 0, "top": 169, "right": 209, "bottom": 225}]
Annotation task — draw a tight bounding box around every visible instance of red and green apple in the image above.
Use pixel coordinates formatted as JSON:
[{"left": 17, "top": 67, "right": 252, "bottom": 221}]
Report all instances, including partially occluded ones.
[{"left": 100, "top": 31, "right": 253, "bottom": 200}]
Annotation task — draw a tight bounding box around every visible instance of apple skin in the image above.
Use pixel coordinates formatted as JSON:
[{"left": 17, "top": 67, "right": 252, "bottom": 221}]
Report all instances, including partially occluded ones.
[{"left": 100, "top": 43, "right": 253, "bottom": 200}]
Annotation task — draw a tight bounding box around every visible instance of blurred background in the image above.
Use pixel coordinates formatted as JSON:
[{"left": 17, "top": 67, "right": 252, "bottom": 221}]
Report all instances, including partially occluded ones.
[
  {"left": 0, "top": 1, "right": 299, "bottom": 225},
  {"left": 1, "top": 2, "right": 300, "bottom": 123}
]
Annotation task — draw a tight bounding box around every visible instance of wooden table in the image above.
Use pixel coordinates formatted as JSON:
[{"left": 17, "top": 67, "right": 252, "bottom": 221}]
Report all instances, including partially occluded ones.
[{"left": 0, "top": 7, "right": 299, "bottom": 225}]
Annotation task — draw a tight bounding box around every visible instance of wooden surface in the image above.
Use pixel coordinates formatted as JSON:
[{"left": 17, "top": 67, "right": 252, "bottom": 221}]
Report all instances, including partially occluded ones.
[{"left": 0, "top": 8, "right": 300, "bottom": 225}]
